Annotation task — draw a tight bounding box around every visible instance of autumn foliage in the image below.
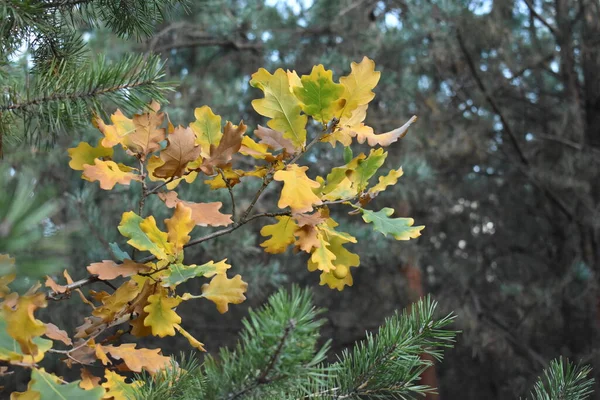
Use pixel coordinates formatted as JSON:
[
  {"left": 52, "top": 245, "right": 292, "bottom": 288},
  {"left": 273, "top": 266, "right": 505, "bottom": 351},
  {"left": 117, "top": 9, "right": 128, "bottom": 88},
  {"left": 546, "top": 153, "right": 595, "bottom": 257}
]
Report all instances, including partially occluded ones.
[{"left": 1, "top": 57, "right": 423, "bottom": 398}]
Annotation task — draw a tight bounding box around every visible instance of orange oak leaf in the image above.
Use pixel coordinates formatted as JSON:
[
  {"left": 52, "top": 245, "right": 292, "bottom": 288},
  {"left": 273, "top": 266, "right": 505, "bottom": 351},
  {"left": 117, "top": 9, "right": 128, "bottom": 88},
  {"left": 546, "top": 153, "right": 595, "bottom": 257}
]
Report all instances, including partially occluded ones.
[
  {"left": 101, "top": 344, "right": 170, "bottom": 374},
  {"left": 154, "top": 126, "right": 201, "bottom": 179},
  {"left": 200, "top": 121, "right": 246, "bottom": 175},
  {"left": 94, "top": 109, "right": 135, "bottom": 149},
  {"left": 158, "top": 191, "right": 232, "bottom": 227},
  {"left": 44, "top": 323, "right": 72, "bottom": 346},
  {"left": 125, "top": 101, "right": 166, "bottom": 159},
  {"left": 82, "top": 159, "right": 141, "bottom": 190},
  {"left": 294, "top": 225, "right": 321, "bottom": 253},
  {"left": 86, "top": 260, "right": 149, "bottom": 280},
  {"left": 45, "top": 276, "right": 67, "bottom": 294}
]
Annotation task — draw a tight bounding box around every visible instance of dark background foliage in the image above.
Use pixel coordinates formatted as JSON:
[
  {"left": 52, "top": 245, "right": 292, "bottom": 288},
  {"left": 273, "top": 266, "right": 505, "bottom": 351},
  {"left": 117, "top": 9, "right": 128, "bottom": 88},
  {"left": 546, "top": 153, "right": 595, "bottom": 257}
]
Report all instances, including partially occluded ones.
[{"left": 2, "top": 0, "right": 600, "bottom": 398}]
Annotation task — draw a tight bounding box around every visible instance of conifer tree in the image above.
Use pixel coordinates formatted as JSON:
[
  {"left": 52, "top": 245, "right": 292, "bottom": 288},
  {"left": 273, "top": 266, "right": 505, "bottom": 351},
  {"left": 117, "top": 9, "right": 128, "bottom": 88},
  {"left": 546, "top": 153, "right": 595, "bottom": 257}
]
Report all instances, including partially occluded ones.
[{"left": 0, "top": 0, "right": 186, "bottom": 154}]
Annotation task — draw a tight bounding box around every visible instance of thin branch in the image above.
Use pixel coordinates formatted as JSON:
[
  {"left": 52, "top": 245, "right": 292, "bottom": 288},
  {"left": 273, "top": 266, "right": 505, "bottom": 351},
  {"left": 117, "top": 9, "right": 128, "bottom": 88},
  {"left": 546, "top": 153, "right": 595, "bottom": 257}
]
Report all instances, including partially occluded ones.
[
  {"left": 523, "top": 0, "right": 559, "bottom": 37},
  {"left": 218, "top": 168, "right": 236, "bottom": 221}
]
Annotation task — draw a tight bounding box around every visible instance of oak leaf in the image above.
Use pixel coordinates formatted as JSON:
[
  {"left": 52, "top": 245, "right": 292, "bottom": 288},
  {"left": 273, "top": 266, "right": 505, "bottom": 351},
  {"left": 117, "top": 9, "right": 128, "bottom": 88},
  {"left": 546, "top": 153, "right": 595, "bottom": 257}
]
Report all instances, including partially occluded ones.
[
  {"left": 86, "top": 260, "right": 149, "bottom": 280},
  {"left": 174, "top": 325, "right": 205, "bottom": 352},
  {"left": 24, "top": 368, "right": 104, "bottom": 400},
  {"left": 338, "top": 56, "right": 380, "bottom": 119},
  {"left": 102, "top": 370, "right": 134, "bottom": 400},
  {"left": 201, "top": 274, "right": 248, "bottom": 314},
  {"left": 68, "top": 140, "right": 113, "bottom": 171},
  {"left": 308, "top": 233, "right": 337, "bottom": 273},
  {"left": 158, "top": 192, "right": 232, "bottom": 227},
  {"left": 82, "top": 160, "right": 141, "bottom": 190},
  {"left": 273, "top": 165, "right": 322, "bottom": 213},
  {"left": 294, "top": 225, "right": 320, "bottom": 253},
  {"left": 190, "top": 105, "right": 222, "bottom": 157},
  {"left": 260, "top": 216, "right": 298, "bottom": 254},
  {"left": 369, "top": 168, "right": 404, "bottom": 196},
  {"left": 358, "top": 207, "right": 425, "bottom": 240},
  {"left": 79, "top": 368, "right": 101, "bottom": 390},
  {"left": 293, "top": 64, "right": 344, "bottom": 123},
  {"left": 95, "top": 110, "right": 135, "bottom": 149},
  {"left": 3, "top": 293, "right": 47, "bottom": 355},
  {"left": 118, "top": 212, "right": 172, "bottom": 260},
  {"left": 239, "top": 136, "right": 275, "bottom": 161},
  {"left": 250, "top": 68, "right": 307, "bottom": 148},
  {"left": 44, "top": 323, "right": 72, "bottom": 346},
  {"left": 143, "top": 288, "right": 182, "bottom": 337},
  {"left": 162, "top": 259, "right": 230, "bottom": 287},
  {"left": 165, "top": 203, "right": 195, "bottom": 254},
  {"left": 101, "top": 343, "right": 170, "bottom": 374},
  {"left": 125, "top": 101, "right": 166, "bottom": 159},
  {"left": 254, "top": 125, "right": 296, "bottom": 155},
  {"left": 154, "top": 126, "right": 201, "bottom": 179},
  {"left": 353, "top": 115, "right": 418, "bottom": 147},
  {"left": 318, "top": 236, "right": 360, "bottom": 291},
  {"left": 200, "top": 121, "right": 246, "bottom": 175}
]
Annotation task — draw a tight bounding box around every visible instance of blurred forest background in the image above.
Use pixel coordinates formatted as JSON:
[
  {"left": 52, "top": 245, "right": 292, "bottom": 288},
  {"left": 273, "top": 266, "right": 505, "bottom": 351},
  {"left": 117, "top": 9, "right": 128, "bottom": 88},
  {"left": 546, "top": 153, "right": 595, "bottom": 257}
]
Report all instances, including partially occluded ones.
[{"left": 2, "top": 0, "right": 600, "bottom": 398}]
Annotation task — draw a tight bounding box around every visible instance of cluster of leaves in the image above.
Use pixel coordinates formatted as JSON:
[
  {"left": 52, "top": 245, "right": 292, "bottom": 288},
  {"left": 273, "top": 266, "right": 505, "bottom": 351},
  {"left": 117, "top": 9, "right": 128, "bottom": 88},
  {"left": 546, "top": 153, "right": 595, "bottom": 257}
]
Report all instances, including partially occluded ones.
[{"left": 0, "top": 57, "right": 423, "bottom": 398}]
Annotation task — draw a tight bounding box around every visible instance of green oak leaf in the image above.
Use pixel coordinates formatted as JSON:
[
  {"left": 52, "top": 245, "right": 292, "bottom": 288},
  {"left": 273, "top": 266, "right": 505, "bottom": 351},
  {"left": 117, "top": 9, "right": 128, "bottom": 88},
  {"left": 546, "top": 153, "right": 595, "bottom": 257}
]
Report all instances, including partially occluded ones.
[
  {"left": 293, "top": 64, "right": 344, "bottom": 123},
  {"left": 30, "top": 368, "right": 104, "bottom": 400},
  {"left": 358, "top": 207, "right": 425, "bottom": 240},
  {"left": 162, "top": 260, "right": 230, "bottom": 287}
]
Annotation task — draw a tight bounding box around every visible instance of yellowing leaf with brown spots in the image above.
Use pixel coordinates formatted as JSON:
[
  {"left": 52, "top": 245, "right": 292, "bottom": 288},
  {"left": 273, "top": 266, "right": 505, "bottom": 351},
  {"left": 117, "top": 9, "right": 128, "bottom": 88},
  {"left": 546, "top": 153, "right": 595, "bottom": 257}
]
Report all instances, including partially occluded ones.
[
  {"left": 273, "top": 165, "right": 322, "bottom": 213},
  {"left": 201, "top": 274, "right": 248, "bottom": 314},
  {"left": 259, "top": 216, "right": 298, "bottom": 254},
  {"left": 125, "top": 101, "right": 166, "bottom": 159},
  {"left": 82, "top": 160, "right": 140, "bottom": 190}
]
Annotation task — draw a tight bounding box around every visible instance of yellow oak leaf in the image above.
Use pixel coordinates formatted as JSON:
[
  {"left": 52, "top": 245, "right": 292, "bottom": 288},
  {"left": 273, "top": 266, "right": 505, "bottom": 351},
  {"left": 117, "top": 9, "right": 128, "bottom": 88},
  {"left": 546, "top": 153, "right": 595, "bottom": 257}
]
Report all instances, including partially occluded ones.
[
  {"left": 259, "top": 216, "right": 298, "bottom": 254},
  {"left": 124, "top": 101, "right": 166, "bottom": 159},
  {"left": 318, "top": 236, "right": 360, "bottom": 291},
  {"left": 94, "top": 109, "right": 135, "bottom": 148},
  {"left": 102, "top": 370, "right": 133, "bottom": 400},
  {"left": 82, "top": 160, "right": 141, "bottom": 190},
  {"left": 101, "top": 343, "right": 170, "bottom": 374},
  {"left": 369, "top": 168, "right": 404, "bottom": 195},
  {"left": 200, "top": 121, "right": 246, "bottom": 175},
  {"left": 190, "top": 105, "right": 222, "bottom": 158},
  {"left": 239, "top": 136, "right": 275, "bottom": 161},
  {"left": 250, "top": 68, "right": 307, "bottom": 148},
  {"left": 174, "top": 324, "right": 206, "bottom": 352},
  {"left": 95, "top": 344, "right": 111, "bottom": 365},
  {"left": 201, "top": 274, "right": 248, "bottom": 314},
  {"left": 308, "top": 233, "right": 336, "bottom": 273},
  {"left": 79, "top": 368, "right": 101, "bottom": 390},
  {"left": 143, "top": 288, "right": 182, "bottom": 337},
  {"left": 165, "top": 203, "right": 195, "bottom": 254},
  {"left": 87, "top": 260, "right": 149, "bottom": 280},
  {"left": 338, "top": 57, "right": 381, "bottom": 119},
  {"left": 3, "top": 293, "right": 47, "bottom": 355},
  {"left": 273, "top": 164, "right": 322, "bottom": 213},
  {"left": 324, "top": 104, "right": 369, "bottom": 148},
  {"left": 68, "top": 140, "right": 113, "bottom": 171},
  {"left": 286, "top": 70, "right": 302, "bottom": 91},
  {"left": 92, "top": 280, "right": 140, "bottom": 322},
  {"left": 154, "top": 126, "right": 202, "bottom": 179},
  {"left": 158, "top": 191, "right": 233, "bottom": 227}
]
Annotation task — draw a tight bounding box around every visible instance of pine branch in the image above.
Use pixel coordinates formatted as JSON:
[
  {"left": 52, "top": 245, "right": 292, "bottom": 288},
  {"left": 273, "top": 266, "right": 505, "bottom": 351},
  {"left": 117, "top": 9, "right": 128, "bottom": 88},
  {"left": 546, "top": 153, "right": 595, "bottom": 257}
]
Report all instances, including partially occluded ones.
[{"left": 529, "top": 357, "right": 594, "bottom": 400}]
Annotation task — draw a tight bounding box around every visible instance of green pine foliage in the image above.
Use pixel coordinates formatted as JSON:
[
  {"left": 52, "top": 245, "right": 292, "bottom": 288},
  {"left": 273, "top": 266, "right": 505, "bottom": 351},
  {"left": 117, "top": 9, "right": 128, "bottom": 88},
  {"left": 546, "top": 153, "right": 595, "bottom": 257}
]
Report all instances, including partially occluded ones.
[
  {"left": 528, "top": 357, "right": 594, "bottom": 400},
  {"left": 0, "top": 0, "right": 186, "bottom": 151},
  {"left": 134, "top": 287, "right": 459, "bottom": 400}
]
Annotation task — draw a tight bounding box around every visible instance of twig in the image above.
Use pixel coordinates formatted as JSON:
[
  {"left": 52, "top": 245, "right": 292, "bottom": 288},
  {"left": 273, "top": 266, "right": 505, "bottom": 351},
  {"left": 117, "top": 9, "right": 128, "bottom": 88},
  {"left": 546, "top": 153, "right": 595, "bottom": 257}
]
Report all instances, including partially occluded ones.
[
  {"left": 218, "top": 168, "right": 236, "bottom": 221},
  {"left": 523, "top": 0, "right": 558, "bottom": 37}
]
